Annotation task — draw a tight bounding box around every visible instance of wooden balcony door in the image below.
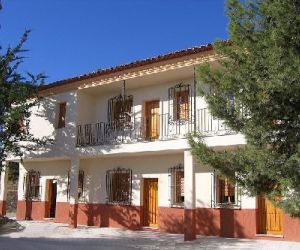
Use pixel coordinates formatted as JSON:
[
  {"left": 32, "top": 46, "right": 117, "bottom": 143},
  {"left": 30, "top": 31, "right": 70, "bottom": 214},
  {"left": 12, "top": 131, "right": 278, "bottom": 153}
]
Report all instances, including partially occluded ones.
[
  {"left": 257, "top": 196, "right": 283, "bottom": 235},
  {"left": 145, "top": 100, "right": 160, "bottom": 140},
  {"left": 143, "top": 178, "right": 158, "bottom": 227}
]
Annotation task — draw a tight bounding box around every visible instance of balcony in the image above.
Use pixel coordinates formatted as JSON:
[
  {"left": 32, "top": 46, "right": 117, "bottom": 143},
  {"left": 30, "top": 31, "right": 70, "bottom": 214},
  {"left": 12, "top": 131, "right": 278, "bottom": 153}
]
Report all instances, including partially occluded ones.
[{"left": 76, "top": 108, "right": 233, "bottom": 147}]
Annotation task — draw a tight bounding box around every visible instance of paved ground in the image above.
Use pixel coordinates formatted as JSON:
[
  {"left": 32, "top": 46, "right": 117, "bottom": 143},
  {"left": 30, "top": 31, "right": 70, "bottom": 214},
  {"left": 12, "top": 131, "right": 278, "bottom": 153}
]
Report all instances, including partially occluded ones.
[{"left": 0, "top": 220, "right": 299, "bottom": 250}]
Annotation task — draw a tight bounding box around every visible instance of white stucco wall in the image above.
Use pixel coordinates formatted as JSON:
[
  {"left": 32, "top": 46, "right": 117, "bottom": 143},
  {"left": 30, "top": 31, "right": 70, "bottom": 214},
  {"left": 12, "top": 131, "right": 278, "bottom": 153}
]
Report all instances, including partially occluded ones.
[
  {"left": 194, "top": 163, "right": 256, "bottom": 209},
  {"left": 73, "top": 75, "right": 246, "bottom": 159},
  {"left": 23, "top": 90, "right": 78, "bottom": 160},
  {"left": 19, "top": 153, "right": 256, "bottom": 210},
  {"left": 5, "top": 54, "right": 256, "bottom": 218},
  {"left": 91, "top": 77, "right": 193, "bottom": 124},
  {"left": 77, "top": 91, "right": 96, "bottom": 125},
  {"left": 9, "top": 64, "right": 247, "bottom": 163},
  {"left": 18, "top": 160, "right": 70, "bottom": 203},
  {"left": 80, "top": 154, "right": 183, "bottom": 206}
]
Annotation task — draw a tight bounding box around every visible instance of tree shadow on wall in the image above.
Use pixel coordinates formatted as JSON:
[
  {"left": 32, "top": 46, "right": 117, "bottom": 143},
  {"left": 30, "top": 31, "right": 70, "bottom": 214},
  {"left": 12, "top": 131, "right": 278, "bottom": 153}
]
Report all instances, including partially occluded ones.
[
  {"left": 158, "top": 199, "right": 251, "bottom": 239},
  {"left": 157, "top": 207, "right": 185, "bottom": 234},
  {"left": 194, "top": 200, "right": 249, "bottom": 238},
  {"left": 29, "top": 92, "right": 121, "bottom": 160},
  {"left": 77, "top": 178, "right": 141, "bottom": 230}
]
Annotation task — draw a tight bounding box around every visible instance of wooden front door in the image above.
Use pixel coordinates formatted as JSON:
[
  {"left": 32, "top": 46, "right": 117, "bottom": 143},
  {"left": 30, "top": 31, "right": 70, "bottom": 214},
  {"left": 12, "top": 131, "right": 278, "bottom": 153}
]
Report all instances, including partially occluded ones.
[
  {"left": 145, "top": 101, "right": 160, "bottom": 140},
  {"left": 257, "top": 196, "right": 283, "bottom": 234},
  {"left": 143, "top": 178, "right": 158, "bottom": 227},
  {"left": 48, "top": 180, "right": 57, "bottom": 218}
]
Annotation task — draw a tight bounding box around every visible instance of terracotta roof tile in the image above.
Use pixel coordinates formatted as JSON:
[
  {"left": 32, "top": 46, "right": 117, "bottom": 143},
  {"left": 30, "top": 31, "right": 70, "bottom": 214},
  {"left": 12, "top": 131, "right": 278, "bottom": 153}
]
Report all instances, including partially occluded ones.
[{"left": 40, "top": 44, "right": 213, "bottom": 91}]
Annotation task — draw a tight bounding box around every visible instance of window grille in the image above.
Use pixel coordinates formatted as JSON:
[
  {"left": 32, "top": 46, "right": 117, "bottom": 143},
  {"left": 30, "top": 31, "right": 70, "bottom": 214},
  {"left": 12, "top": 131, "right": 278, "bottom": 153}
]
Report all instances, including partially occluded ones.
[
  {"left": 107, "top": 95, "right": 133, "bottom": 125},
  {"left": 106, "top": 167, "right": 132, "bottom": 205},
  {"left": 57, "top": 102, "right": 66, "bottom": 128},
  {"left": 78, "top": 170, "right": 84, "bottom": 199},
  {"left": 211, "top": 172, "right": 241, "bottom": 208},
  {"left": 24, "top": 170, "right": 41, "bottom": 200},
  {"left": 168, "top": 83, "right": 192, "bottom": 121},
  {"left": 67, "top": 170, "right": 85, "bottom": 201},
  {"left": 169, "top": 164, "right": 184, "bottom": 207}
]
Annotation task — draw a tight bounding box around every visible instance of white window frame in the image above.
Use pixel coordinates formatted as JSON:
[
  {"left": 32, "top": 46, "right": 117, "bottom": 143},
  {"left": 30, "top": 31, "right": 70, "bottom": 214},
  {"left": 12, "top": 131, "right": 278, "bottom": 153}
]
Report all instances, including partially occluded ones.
[{"left": 211, "top": 172, "right": 241, "bottom": 208}]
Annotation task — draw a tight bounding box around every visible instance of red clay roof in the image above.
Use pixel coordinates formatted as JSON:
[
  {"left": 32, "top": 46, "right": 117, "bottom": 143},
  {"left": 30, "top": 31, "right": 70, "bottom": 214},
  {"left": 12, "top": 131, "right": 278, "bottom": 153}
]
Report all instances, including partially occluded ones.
[{"left": 40, "top": 44, "right": 213, "bottom": 91}]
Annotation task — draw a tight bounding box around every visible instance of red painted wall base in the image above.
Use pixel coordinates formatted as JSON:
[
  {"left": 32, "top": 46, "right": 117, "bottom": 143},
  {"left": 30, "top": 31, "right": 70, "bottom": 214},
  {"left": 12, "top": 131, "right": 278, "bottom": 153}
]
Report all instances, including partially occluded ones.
[
  {"left": 77, "top": 203, "right": 142, "bottom": 230},
  {"left": 16, "top": 200, "right": 26, "bottom": 220},
  {"left": 16, "top": 200, "right": 46, "bottom": 220},
  {"left": 15, "top": 201, "right": 300, "bottom": 241},
  {"left": 159, "top": 207, "right": 184, "bottom": 233},
  {"left": 69, "top": 204, "right": 78, "bottom": 228},
  {"left": 194, "top": 208, "right": 256, "bottom": 238},
  {"left": 184, "top": 209, "right": 196, "bottom": 241},
  {"left": 0, "top": 200, "right": 6, "bottom": 216},
  {"left": 45, "top": 202, "right": 142, "bottom": 230}
]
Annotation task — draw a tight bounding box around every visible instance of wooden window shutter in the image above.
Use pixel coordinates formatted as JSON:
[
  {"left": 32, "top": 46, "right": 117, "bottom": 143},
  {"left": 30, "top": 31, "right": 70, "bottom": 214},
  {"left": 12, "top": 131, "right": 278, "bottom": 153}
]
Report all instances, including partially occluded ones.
[
  {"left": 113, "top": 100, "right": 122, "bottom": 122},
  {"left": 108, "top": 95, "right": 133, "bottom": 124},
  {"left": 218, "top": 177, "right": 224, "bottom": 203},
  {"left": 176, "top": 90, "right": 189, "bottom": 120},
  {"left": 58, "top": 102, "right": 66, "bottom": 128},
  {"left": 225, "top": 178, "right": 235, "bottom": 197},
  {"left": 217, "top": 176, "right": 235, "bottom": 204}
]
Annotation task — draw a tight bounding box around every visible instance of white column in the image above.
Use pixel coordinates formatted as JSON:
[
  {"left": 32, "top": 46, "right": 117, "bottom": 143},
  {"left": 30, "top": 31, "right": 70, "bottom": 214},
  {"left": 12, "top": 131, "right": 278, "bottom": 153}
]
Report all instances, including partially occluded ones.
[
  {"left": 159, "top": 100, "right": 163, "bottom": 140},
  {"left": 69, "top": 157, "right": 79, "bottom": 228},
  {"left": 16, "top": 161, "right": 27, "bottom": 220},
  {"left": 0, "top": 162, "right": 8, "bottom": 215},
  {"left": 17, "top": 162, "right": 26, "bottom": 201},
  {"left": 0, "top": 162, "right": 8, "bottom": 200},
  {"left": 184, "top": 151, "right": 195, "bottom": 209},
  {"left": 69, "top": 157, "right": 79, "bottom": 204},
  {"left": 184, "top": 150, "right": 196, "bottom": 241}
]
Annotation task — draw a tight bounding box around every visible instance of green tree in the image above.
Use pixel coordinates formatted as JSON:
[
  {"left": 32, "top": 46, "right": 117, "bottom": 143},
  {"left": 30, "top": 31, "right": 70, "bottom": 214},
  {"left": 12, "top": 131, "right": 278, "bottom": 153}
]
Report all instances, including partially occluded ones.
[
  {"left": 189, "top": 0, "right": 300, "bottom": 217},
  {"left": 0, "top": 29, "right": 48, "bottom": 169}
]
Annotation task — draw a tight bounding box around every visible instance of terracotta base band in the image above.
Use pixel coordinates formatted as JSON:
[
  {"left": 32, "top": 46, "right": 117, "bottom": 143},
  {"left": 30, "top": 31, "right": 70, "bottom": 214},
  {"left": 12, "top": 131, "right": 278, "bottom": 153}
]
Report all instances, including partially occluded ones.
[
  {"left": 15, "top": 201, "right": 300, "bottom": 241},
  {"left": 69, "top": 204, "right": 78, "bottom": 228},
  {"left": 0, "top": 201, "right": 6, "bottom": 216},
  {"left": 184, "top": 209, "right": 196, "bottom": 241}
]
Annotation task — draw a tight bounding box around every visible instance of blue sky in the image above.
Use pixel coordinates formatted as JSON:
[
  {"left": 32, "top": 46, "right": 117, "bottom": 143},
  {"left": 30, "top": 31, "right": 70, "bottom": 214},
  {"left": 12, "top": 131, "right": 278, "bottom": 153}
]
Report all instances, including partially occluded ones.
[{"left": 0, "top": 0, "right": 228, "bottom": 84}]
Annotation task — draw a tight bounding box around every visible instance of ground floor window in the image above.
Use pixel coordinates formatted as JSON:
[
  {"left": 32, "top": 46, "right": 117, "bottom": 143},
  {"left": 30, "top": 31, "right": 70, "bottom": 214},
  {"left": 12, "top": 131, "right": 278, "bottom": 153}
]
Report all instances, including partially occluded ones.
[
  {"left": 106, "top": 167, "right": 132, "bottom": 205},
  {"left": 169, "top": 164, "right": 184, "bottom": 207},
  {"left": 67, "top": 169, "right": 85, "bottom": 200},
  {"left": 212, "top": 173, "right": 240, "bottom": 207},
  {"left": 24, "top": 170, "right": 41, "bottom": 200}
]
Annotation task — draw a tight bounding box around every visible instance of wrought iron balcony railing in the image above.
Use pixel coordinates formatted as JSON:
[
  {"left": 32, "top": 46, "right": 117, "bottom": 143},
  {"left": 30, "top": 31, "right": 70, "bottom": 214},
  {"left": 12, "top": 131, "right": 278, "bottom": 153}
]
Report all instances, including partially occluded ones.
[{"left": 76, "top": 108, "right": 233, "bottom": 147}]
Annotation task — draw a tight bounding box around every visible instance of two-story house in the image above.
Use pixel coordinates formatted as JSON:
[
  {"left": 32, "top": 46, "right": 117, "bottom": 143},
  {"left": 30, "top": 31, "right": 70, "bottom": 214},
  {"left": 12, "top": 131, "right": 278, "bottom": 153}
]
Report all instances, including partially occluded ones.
[{"left": 0, "top": 44, "right": 299, "bottom": 241}]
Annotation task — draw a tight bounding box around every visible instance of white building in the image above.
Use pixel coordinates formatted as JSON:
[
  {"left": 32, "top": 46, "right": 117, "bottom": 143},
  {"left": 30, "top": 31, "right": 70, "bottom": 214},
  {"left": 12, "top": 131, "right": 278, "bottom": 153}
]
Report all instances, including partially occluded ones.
[{"left": 0, "top": 45, "right": 299, "bottom": 241}]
